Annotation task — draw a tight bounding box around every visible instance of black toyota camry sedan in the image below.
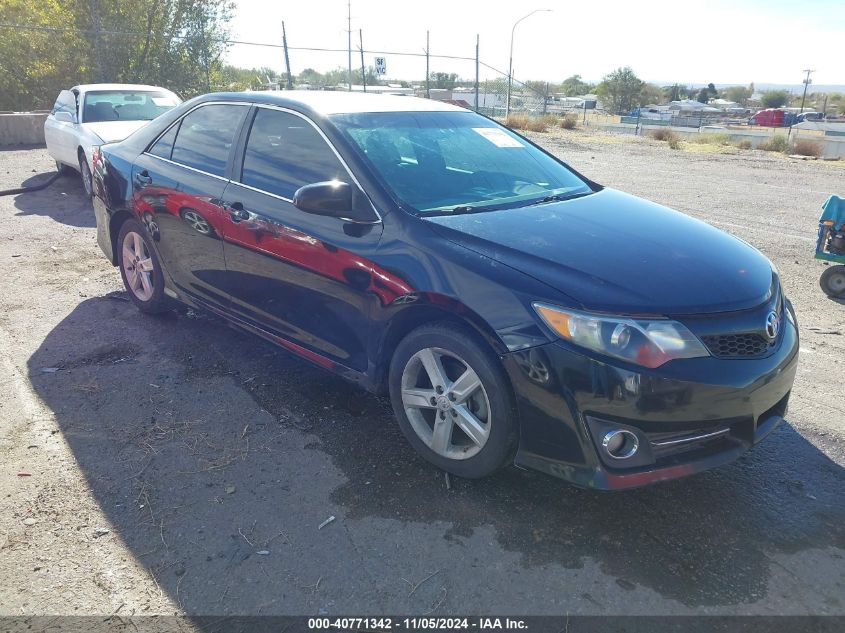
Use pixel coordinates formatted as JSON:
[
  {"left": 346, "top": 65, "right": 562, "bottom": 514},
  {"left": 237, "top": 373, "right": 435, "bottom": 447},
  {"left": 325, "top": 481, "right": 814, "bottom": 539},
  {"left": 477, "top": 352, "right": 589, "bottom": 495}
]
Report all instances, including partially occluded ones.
[{"left": 91, "top": 91, "right": 799, "bottom": 489}]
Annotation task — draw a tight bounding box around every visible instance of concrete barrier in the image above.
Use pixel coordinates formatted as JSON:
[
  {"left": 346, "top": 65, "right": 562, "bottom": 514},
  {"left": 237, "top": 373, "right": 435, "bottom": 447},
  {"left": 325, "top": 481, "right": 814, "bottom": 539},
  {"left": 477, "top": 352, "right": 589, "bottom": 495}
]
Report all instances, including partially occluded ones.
[{"left": 0, "top": 113, "right": 48, "bottom": 146}]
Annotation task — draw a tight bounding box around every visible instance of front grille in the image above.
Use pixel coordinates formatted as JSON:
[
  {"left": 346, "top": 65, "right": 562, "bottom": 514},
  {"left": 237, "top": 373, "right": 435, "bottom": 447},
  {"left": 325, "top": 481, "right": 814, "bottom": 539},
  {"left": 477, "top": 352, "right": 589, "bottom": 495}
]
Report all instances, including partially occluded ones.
[{"left": 701, "top": 333, "right": 772, "bottom": 358}]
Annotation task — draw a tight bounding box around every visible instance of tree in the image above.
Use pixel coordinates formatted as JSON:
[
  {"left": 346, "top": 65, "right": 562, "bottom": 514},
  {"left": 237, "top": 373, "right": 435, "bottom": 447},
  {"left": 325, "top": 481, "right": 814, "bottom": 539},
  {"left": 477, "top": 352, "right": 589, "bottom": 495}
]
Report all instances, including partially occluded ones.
[
  {"left": 723, "top": 85, "right": 752, "bottom": 105},
  {"left": 0, "top": 0, "right": 235, "bottom": 111},
  {"left": 595, "top": 66, "right": 644, "bottom": 114},
  {"left": 429, "top": 72, "right": 458, "bottom": 89},
  {"left": 560, "top": 74, "right": 592, "bottom": 97},
  {"left": 524, "top": 80, "right": 553, "bottom": 97},
  {"left": 695, "top": 82, "right": 718, "bottom": 103},
  {"left": 297, "top": 68, "right": 326, "bottom": 87},
  {"left": 761, "top": 89, "right": 790, "bottom": 108},
  {"left": 640, "top": 83, "right": 663, "bottom": 105},
  {"left": 0, "top": 0, "right": 86, "bottom": 110},
  {"left": 828, "top": 93, "right": 845, "bottom": 115},
  {"left": 663, "top": 84, "right": 681, "bottom": 102},
  {"left": 663, "top": 84, "right": 695, "bottom": 102}
]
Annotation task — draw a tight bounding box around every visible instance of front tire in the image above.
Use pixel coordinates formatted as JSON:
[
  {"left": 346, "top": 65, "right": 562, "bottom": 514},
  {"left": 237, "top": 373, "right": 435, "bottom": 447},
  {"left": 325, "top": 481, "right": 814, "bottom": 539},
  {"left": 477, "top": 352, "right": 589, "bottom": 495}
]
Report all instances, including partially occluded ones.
[
  {"left": 389, "top": 322, "right": 518, "bottom": 478},
  {"left": 820, "top": 265, "right": 845, "bottom": 298},
  {"left": 117, "top": 218, "right": 169, "bottom": 314}
]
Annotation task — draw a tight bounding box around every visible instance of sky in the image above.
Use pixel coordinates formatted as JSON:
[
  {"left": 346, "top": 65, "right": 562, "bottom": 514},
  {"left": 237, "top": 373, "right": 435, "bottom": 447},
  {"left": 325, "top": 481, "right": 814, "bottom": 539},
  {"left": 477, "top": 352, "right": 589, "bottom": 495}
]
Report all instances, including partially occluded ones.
[{"left": 225, "top": 0, "right": 844, "bottom": 89}]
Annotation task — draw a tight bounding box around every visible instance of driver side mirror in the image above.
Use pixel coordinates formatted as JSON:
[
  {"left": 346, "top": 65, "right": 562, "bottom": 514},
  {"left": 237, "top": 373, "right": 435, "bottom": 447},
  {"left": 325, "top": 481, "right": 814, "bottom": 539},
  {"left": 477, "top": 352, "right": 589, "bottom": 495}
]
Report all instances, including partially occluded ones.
[
  {"left": 54, "top": 111, "right": 76, "bottom": 124},
  {"left": 293, "top": 181, "right": 378, "bottom": 224}
]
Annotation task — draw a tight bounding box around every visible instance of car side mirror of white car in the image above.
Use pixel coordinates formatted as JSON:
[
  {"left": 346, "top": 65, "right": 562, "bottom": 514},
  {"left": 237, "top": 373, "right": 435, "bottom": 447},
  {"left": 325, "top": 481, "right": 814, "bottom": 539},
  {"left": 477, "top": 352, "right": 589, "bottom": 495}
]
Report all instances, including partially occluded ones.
[{"left": 54, "top": 111, "right": 76, "bottom": 124}]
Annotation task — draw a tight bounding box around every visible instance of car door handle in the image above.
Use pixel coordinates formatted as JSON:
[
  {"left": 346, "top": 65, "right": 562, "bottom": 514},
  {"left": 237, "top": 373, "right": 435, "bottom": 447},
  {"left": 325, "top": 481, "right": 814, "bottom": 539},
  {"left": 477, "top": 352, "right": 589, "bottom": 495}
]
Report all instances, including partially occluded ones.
[
  {"left": 226, "top": 202, "right": 249, "bottom": 223},
  {"left": 136, "top": 170, "right": 152, "bottom": 184}
]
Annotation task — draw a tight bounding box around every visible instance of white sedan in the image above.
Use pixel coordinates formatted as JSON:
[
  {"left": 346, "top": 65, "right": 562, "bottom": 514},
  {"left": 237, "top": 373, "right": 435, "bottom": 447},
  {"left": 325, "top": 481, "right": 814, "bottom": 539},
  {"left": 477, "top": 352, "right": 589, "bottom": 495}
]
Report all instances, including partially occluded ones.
[{"left": 44, "top": 83, "right": 181, "bottom": 196}]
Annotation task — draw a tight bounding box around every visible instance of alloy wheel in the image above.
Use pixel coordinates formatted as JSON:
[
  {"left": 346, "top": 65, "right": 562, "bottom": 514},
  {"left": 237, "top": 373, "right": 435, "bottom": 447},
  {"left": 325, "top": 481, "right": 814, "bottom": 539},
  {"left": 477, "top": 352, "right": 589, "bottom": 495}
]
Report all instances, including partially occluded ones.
[
  {"left": 400, "top": 347, "right": 491, "bottom": 460},
  {"left": 121, "top": 231, "right": 155, "bottom": 302},
  {"left": 182, "top": 210, "right": 211, "bottom": 235}
]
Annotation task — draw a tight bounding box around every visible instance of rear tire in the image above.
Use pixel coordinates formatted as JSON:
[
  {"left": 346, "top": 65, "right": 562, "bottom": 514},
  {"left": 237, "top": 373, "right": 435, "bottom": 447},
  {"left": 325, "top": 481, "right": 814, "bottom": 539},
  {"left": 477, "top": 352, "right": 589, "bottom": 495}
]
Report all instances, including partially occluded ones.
[
  {"left": 820, "top": 265, "right": 845, "bottom": 298},
  {"left": 388, "top": 322, "right": 518, "bottom": 479},
  {"left": 78, "top": 151, "right": 92, "bottom": 197},
  {"left": 117, "top": 218, "right": 169, "bottom": 314}
]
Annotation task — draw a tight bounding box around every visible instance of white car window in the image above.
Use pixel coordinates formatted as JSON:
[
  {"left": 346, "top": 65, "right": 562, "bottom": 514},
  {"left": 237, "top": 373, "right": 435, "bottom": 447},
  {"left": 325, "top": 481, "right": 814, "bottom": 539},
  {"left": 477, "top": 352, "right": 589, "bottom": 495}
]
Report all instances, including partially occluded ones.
[{"left": 52, "top": 90, "right": 77, "bottom": 118}]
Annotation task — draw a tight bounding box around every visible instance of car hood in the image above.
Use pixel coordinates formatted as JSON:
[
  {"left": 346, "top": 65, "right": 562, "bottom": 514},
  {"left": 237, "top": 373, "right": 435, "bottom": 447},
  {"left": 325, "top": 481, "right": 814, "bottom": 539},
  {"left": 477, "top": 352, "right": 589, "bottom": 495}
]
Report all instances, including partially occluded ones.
[
  {"left": 82, "top": 120, "right": 150, "bottom": 143},
  {"left": 424, "top": 188, "right": 775, "bottom": 315}
]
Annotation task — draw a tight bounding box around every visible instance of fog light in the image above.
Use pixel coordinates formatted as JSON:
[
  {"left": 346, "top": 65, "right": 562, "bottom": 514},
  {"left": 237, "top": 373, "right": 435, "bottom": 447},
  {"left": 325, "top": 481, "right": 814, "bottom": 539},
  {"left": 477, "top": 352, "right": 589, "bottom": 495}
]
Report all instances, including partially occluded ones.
[{"left": 602, "top": 429, "right": 640, "bottom": 459}]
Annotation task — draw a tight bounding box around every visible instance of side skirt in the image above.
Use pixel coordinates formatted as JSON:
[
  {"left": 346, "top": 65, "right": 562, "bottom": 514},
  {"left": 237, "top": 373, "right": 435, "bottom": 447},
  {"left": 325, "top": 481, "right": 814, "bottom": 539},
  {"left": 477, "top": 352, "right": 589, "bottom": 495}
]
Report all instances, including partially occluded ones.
[{"left": 186, "top": 295, "right": 376, "bottom": 392}]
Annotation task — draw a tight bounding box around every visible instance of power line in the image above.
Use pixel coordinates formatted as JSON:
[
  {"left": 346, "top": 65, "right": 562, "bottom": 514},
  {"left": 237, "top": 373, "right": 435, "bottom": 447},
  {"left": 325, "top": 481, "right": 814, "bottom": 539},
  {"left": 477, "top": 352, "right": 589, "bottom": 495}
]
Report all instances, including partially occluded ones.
[
  {"left": 0, "top": 22, "right": 477, "bottom": 61},
  {"left": 0, "top": 21, "right": 539, "bottom": 92}
]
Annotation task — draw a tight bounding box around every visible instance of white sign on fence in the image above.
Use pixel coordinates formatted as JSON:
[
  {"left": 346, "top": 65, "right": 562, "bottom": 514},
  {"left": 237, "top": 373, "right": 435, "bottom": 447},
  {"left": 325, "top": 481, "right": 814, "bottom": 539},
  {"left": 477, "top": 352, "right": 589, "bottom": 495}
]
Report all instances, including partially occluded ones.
[{"left": 374, "top": 57, "right": 387, "bottom": 76}]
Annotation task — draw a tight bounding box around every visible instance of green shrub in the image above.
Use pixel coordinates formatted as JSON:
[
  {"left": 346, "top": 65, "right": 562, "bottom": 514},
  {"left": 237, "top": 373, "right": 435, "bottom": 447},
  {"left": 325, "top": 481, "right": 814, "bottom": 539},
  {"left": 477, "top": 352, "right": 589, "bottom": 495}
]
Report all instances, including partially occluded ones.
[
  {"left": 758, "top": 135, "right": 789, "bottom": 152},
  {"left": 791, "top": 139, "right": 822, "bottom": 157},
  {"left": 667, "top": 135, "right": 682, "bottom": 150}
]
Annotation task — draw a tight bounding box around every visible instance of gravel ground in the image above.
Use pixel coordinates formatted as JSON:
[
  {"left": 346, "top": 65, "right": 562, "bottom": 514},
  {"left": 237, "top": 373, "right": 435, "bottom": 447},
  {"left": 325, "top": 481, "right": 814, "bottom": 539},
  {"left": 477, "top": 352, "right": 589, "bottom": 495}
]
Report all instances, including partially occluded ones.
[{"left": 0, "top": 135, "right": 843, "bottom": 619}]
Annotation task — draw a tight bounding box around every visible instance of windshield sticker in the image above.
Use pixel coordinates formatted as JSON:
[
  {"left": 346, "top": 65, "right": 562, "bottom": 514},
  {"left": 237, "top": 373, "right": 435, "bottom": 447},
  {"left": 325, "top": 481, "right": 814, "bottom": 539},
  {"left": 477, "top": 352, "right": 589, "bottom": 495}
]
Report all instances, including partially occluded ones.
[{"left": 472, "top": 127, "right": 524, "bottom": 148}]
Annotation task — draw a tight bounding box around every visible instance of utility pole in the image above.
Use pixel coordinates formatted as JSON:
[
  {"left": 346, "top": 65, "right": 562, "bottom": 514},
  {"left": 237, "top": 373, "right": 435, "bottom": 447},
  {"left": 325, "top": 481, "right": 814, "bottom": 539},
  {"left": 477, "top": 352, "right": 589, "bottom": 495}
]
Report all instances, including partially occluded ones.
[
  {"left": 799, "top": 69, "right": 814, "bottom": 113},
  {"left": 282, "top": 21, "right": 293, "bottom": 89},
  {"left": 474, "top": 34, "right": 479, "bottom": 112},
  {"left": 359, "top": 29, "right": 366, "bottom": 92},
  {"left": 347, "top": 1, "right": 352, "bottom": 91},
  {"left": 425, "top": 31, "right": 430, "bottom": 99},
  {"left": 507, "top": 9, "right": 552, "bottom": 116},
  {"left": 789, "top": 69, "right": 815, "bottom": 141}
]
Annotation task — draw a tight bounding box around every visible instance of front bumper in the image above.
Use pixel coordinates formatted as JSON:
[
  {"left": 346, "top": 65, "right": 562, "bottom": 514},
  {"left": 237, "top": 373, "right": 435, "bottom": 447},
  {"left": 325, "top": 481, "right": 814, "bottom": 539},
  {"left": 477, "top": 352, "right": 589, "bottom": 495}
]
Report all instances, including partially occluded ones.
[{"left": 503, "top": 316, "right": 799, "bottom": 490}]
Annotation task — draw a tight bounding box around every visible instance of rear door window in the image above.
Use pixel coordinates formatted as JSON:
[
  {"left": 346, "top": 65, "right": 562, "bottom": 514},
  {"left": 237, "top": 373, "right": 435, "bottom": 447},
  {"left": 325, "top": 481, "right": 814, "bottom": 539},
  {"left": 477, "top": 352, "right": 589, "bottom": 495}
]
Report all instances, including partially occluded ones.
[
  {"left": 240, "top": 108, "right": 346, "bottom": 199},
  {"left": 169, "top": 104, "right": 247, "bottom": 178},
  {"left": 148, "top": 124, "right": 179, "bottom": 160}
]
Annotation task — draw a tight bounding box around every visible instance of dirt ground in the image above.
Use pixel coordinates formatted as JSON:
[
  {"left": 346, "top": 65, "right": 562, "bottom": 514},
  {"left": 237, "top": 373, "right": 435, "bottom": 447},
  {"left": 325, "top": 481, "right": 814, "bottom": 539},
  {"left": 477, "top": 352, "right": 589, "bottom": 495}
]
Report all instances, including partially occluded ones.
[{"left": 0, "top": 132, "right": 843, "bottom": 619}]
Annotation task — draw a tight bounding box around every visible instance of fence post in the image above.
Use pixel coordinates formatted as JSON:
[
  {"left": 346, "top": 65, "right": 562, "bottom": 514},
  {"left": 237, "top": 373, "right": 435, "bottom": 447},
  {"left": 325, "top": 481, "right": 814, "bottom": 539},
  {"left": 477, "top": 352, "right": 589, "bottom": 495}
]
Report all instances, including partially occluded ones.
[
  {"left": 474, "top": 34, "right": 479, "bottom": 112},
  {"left": 359, "top": 29, "right": 366, "bottom": 92},
  {"left": 346, "top": 0, "right": 352, "bottom": 90},
  {"left": 425, "top": 31, "right": 430, "bottom": 99}
]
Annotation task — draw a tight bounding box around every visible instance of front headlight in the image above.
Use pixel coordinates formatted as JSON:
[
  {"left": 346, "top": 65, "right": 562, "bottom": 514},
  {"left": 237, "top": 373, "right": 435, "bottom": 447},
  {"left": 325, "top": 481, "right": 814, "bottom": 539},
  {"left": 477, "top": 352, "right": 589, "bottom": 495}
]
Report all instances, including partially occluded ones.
[{"left": 533, "top": 303, "right": 710, "bottom": 368}]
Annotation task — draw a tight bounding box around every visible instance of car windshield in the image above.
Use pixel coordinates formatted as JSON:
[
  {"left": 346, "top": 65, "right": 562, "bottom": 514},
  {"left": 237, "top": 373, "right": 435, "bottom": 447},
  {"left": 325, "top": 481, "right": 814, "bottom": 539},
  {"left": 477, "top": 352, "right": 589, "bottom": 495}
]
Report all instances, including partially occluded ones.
[
  {"left": 332, "top": 110, "right": 593, "bottom": 215},
  {"left": 82, "top": 90, "right": 180, "bottom": 123}
]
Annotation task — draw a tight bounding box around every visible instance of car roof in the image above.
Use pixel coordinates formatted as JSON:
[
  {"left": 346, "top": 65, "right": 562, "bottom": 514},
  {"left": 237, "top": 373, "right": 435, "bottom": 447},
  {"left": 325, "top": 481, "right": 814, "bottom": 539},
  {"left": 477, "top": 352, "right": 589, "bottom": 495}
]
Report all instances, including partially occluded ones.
[
  {"left": 73, "top": 84, "right": 179, "bottom": 94},
  {"left": 202, "top": 90, "right": 467, "bottom": 115}
]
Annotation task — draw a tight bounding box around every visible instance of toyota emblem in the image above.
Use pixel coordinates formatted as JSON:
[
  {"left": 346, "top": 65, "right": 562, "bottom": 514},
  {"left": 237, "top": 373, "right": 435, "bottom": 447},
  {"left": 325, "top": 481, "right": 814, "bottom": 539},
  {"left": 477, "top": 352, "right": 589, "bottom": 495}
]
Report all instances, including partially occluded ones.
[{"left": 765, "top": 311, "right": 780, "bottom": 340}]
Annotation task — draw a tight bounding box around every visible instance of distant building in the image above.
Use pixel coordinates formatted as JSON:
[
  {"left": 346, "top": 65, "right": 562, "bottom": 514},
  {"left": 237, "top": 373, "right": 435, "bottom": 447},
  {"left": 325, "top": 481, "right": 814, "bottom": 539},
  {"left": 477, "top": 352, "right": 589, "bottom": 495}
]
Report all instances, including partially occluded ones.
[
  {"left": 416, "top": 88, "right": 453, "bottom": 100},
  {"left": 709, "top": 98, "right": 739, "bottom": 109},
  {"left": 669, "top": 99, "right": 720, "bottom": 113}
]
